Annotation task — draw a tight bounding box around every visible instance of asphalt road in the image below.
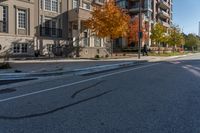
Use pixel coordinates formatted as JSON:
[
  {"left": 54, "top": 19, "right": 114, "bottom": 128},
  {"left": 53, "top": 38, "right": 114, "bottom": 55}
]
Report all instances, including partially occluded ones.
[{"left": 0, "top": 54, "right": 200, "bottom": 133}]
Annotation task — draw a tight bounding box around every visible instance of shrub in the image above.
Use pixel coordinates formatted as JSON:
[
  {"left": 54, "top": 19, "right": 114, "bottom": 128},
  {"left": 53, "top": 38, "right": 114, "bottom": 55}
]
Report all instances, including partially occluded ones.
[
  {"left": 0, "top": 62, "right": 11, "bottom": 69},
  {"left": 105, "top": 54, "right": 109, "bottom": 58},
  {"left": 95, "top": 55, "right": 100, "bottom": 59}
]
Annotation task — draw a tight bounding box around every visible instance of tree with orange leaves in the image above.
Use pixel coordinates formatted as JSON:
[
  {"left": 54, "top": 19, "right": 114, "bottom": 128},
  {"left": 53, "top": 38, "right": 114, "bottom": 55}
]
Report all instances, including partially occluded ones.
[
  {"left": 85, "top": 0, "right": 130, "bottom": 54},
  {"left": 128, "top": 16, "right": 149, "bottom": 46}
]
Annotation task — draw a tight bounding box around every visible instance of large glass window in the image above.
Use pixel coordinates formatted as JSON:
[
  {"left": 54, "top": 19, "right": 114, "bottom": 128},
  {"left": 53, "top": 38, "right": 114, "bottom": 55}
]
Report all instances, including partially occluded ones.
[{"left": 18, "top": 9, "right": 26, "bottom": 29}]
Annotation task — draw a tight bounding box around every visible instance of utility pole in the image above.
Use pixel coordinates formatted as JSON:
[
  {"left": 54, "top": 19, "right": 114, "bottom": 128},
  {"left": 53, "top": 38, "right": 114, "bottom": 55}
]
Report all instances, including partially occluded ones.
[
  {"left": 138, "top": 0, "right": 142, "bottom": 59},
  {"left": 76, "top": 0, "right": 80, "bottom": 57}
]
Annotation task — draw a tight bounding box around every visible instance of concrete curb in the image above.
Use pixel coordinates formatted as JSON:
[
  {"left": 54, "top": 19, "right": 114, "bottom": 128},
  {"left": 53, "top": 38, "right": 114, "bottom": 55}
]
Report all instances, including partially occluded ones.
[
  {"left": 0, "top": 77, "right": 38, "bottom": 85},
  {"left": 0, "top": 53, "right": 196, "bottom": 84},
  {"left": 0, "top": 61, "right": 147, "bottom": 82},
  {"left": 74, "top": 61, "right": 147, "bottom": 76}
]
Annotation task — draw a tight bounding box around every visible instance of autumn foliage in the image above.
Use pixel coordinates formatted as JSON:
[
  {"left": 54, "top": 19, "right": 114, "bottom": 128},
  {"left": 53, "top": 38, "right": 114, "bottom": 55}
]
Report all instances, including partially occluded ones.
[
  {"left": 128, "top": 16, "right": 149, "bottom": 45},
  {"left": 84, "top": 0, "right": 130, "bottom": 39}
]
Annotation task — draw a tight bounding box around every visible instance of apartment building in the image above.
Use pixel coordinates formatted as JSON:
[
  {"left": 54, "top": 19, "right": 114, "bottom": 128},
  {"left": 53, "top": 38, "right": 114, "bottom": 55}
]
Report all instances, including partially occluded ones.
[
  {"left": 0, "top": 0, "right": 109, "bottom": 58},
  {"left": 116, "top": 0, "right": 173, "bottom": 48}
]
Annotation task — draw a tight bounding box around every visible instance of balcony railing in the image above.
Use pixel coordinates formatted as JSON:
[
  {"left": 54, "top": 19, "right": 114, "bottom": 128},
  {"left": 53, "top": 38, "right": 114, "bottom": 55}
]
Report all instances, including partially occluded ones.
[
  {"left": 40, "top": 27, "right": 62, "bottom": 38},
  {"left": 0, "top": 20, "right": 8, "bottom": 33},
  {"left": 93, "top": 0, "right": 104, "bottom": 5},
  {"left": 158, "top": 0, "right": 170, "bottom": 9}
]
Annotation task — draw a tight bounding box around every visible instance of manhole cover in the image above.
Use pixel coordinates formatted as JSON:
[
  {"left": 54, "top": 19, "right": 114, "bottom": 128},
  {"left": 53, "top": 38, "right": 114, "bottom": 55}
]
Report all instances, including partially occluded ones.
[{"left": 0, "top": 88, "right": 16, "bottom": 94}]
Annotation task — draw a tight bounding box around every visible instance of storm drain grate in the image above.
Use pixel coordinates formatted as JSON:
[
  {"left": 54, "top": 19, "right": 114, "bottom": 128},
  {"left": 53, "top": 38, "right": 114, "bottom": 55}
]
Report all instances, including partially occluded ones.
[{"left": 0, "top": 88, "right": 16, "bottom": 94}]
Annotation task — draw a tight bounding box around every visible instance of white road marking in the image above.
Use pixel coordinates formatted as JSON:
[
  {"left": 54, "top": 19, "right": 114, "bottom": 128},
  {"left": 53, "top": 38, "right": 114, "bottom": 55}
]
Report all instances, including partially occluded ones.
[{"left": 0, "top": 63, "right": 160, "bottom": 103}]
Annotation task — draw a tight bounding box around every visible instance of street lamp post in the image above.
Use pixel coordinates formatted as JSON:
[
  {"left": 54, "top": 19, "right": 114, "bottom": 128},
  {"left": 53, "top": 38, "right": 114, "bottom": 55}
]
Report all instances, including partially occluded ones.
[{"left": 138, "top": 0, "right": 142, "bottom": 59}]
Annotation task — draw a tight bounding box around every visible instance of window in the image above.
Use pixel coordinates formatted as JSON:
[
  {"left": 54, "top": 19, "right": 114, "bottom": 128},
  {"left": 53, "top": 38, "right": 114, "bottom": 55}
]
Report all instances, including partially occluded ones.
[
  {"left": 94, "top": 36, "right": 101, "bottom": 47},
  {"left": 13, "top": 43, "right": 28, "bottom": 53},
  {"left": 83, "top": 2, "right": 90, "bottom": 10},
  {"left": 52, "top": 20, "right": 57, "bottom": 36},
  {"left": 21, "top": 43, "right": 28, "bottom": 53},
  {"left": 45, "top": 0, "right": 51, "bottom": 10},
  {"left": 52, "top": 0, "right": 58, "bottom": 12},
  {"left": 0, "top": 5, "right": 8, "bottom": 32},
  {"left": 18, "top": 9, "right": 26, "bottom": 29},
  {"left": 13, "top": 44, "right": 20, "bottom": 53},
  {"left": 83, "top": 32, "right": 88, "bottom": 47},
  {"left": 73, "top": 0, "right": 78, "bottom": 9},
  {"left": 45, "top": 0, "right": 58, "bottom": 12},
  {"left": 40, "top": 0, "right": 43, "bottom": 9}
]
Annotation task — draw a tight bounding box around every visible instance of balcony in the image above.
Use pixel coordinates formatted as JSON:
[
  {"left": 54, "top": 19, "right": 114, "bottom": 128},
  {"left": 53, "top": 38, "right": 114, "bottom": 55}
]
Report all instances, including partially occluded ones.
[
  {"left": 40, "top": 27, "right": 62, "bottom": 38},
  {"left": 157, "top": 10, "right": 170, "bottom": 19},
  {"left": 159, "top": 20, "right": 170, "bottom": 27},
  {"left": 93, "top": 0, "right": 104, "bottom": 5},
  {"left": 158, "top": 0, "right": 170, "bottom": 9},
  {"left": 0, "top": 20, "right": 8, "bottom": 33},
  {"left": 68, "top": 7, "right": 92, "bottom": 22},
  {"left": 129, "top": 5, "right": 140, "bottom": 13}
]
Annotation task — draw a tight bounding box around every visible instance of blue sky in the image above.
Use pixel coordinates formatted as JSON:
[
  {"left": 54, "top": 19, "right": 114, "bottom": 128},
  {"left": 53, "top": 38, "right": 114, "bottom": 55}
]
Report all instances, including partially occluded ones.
[{"left": 173, "top": 0, "right": 200, "bottom": 34}]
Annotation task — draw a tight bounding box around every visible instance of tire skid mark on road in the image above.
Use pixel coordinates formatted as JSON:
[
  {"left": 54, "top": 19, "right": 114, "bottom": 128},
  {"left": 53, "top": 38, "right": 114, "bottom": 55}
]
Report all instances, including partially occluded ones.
[
  {"left": 0, "top": 90, "right": 113, "bottom": 120},
  {"left": 71, "top": 80, "right": 106, "bottom": 98}
]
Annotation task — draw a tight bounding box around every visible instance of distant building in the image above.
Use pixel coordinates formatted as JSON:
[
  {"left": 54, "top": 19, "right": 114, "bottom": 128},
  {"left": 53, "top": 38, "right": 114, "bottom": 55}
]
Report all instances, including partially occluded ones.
[{"left": 115, "top": 0, "right": 173, "bottom": 49}]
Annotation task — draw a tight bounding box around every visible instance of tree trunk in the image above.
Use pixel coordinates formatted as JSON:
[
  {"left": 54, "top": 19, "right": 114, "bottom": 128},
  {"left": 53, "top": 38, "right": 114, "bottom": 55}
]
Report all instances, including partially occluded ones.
[
  {"left": 111, "top": 39, "right": 114, "bottom": 56},
  {"left": 158, "top": 42, "right": 161, "bottom": 55},
  {"left": 173, "top": 45, "right": 175, "bottom": 53}
]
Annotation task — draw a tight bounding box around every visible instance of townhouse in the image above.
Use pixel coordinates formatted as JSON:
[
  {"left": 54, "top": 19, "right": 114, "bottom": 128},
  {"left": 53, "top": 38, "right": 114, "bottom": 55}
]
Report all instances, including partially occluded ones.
[
  {"left": 0, "top": 0, "right": 35, "bottom": 57},
  {"left": 0, "top": 0, "right": 109, "bottom": 58}
]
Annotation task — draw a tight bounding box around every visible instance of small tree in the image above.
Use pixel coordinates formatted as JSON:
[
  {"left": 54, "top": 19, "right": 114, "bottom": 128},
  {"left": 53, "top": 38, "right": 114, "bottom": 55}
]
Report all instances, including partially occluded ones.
[
  {"left": 85, "top": 0, "right": 130, "bottom": 55},
  {"left": 167, "top": 25, "right": 185, "bottom": 53},
  {"left": 150, "top": 23, "right": 167, "bottom": 53},
  {"left": 129, "top": 16, "right": 149, "bottom": 46}
]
